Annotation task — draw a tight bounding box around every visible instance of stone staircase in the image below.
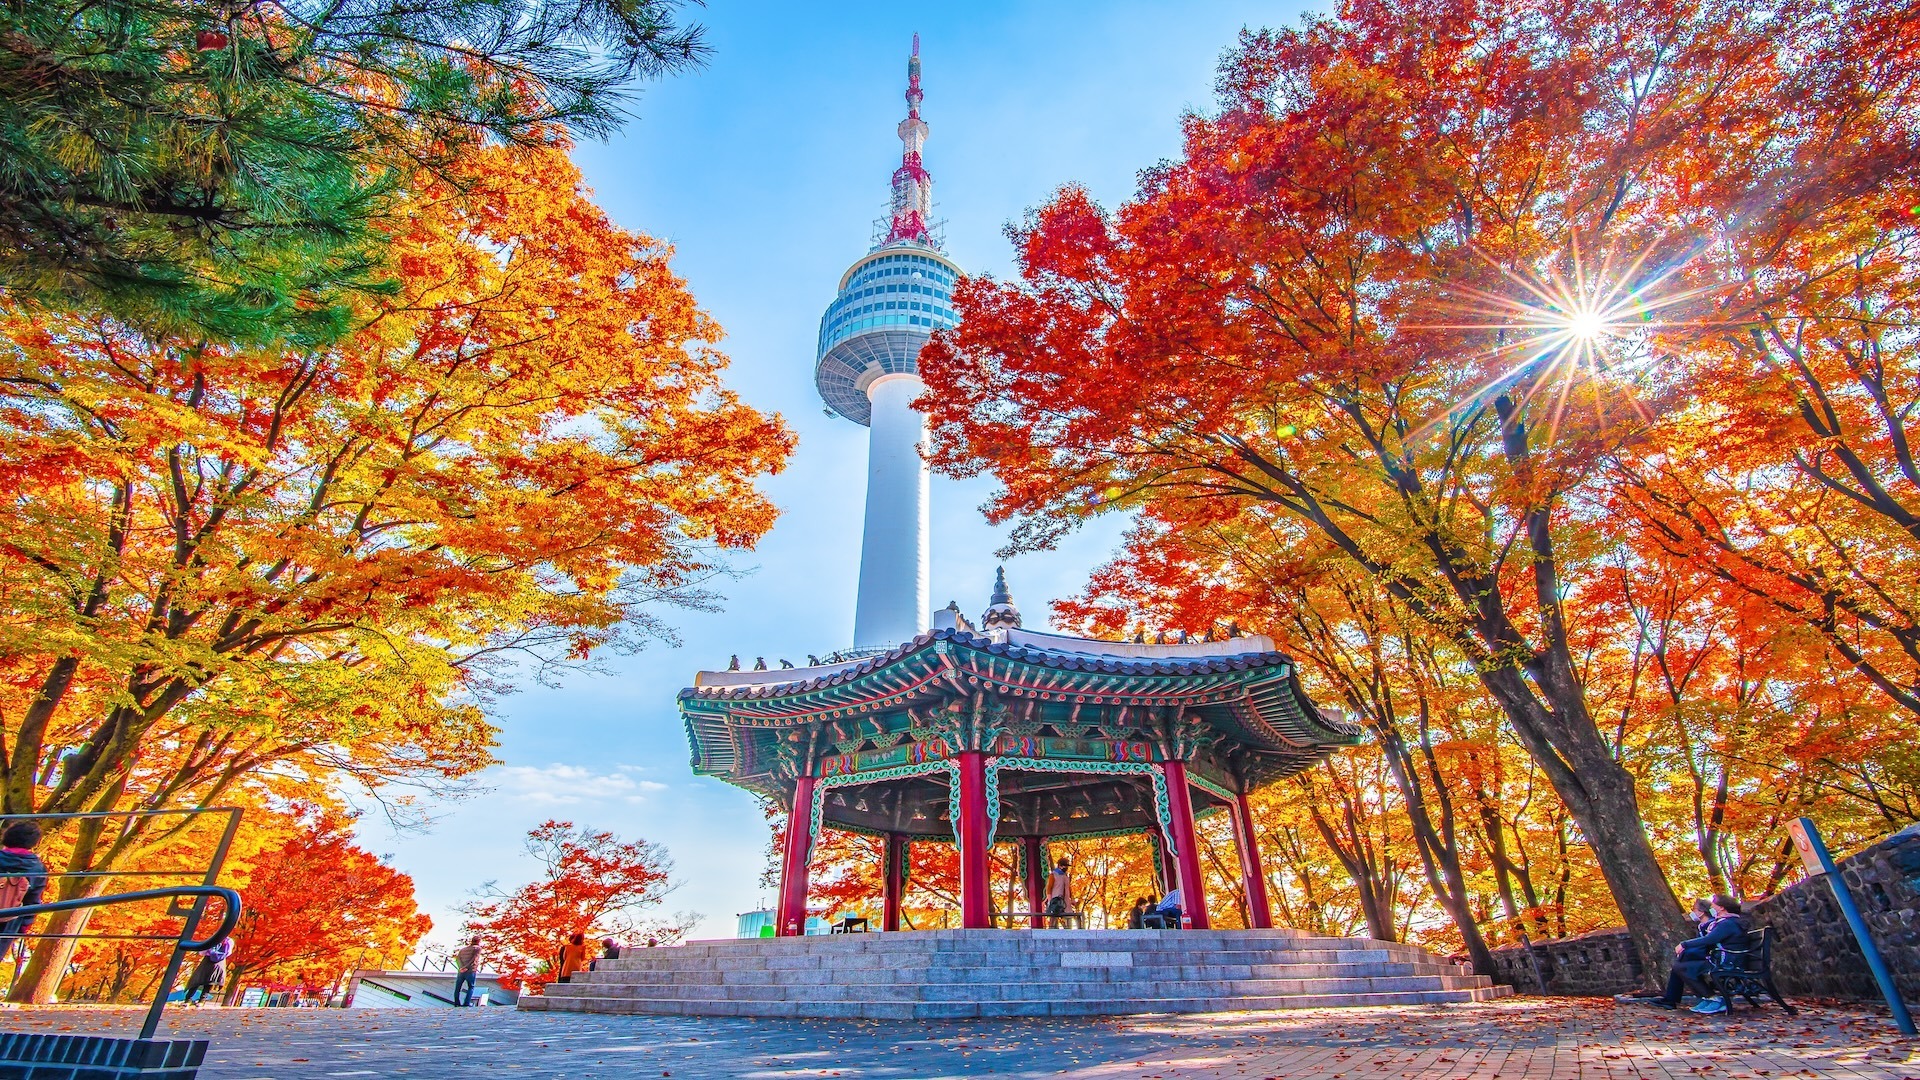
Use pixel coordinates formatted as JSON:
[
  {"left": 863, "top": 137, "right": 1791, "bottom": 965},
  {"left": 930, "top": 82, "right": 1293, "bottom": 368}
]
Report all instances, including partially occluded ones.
[{"left": 522, "top": 928, "right": 1512, "bottom": 1019}]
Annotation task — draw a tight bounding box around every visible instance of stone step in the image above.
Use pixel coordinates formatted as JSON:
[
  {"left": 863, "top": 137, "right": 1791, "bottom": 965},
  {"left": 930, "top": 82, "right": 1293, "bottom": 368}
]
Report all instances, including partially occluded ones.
[
  {"left": 523, "top": 984, "right": 1511, "bottom": 1020},
  {"left": 527, "top": 931, "right": 1504, "bottom": 1019},
  {"left": 550, "top": 965, "right": 1500, "bottom": 990},
  {"left": 543, "top": 973, "right": 1496, "bottom": 1004},
  {"left": 646, "top": 933, "right": 1428, "bottom": 955},
  {"left": 567, "top": 960, "right": 1465, "bottom": 989},
  {"left": 603, "top": 938, "right": 1435, "bottom": 955},
  {"left": 594, "top": 946, "right": 1449, "bottom": 972},
  {"left": 644, "top": 932, "right": 1421, "bottom": 956}
]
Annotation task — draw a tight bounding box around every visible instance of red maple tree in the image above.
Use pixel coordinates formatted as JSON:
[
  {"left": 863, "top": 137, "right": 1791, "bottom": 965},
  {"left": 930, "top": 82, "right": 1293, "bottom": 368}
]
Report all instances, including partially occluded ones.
[
  {"left": 915, "top": 0, "right": 1913, "bottom": 977},
  {"left": 460, "top": 820, "right": 686, "bottom": 992},
  {"left": 221, "top": 811, "right": 431, "bottom": 1003}
]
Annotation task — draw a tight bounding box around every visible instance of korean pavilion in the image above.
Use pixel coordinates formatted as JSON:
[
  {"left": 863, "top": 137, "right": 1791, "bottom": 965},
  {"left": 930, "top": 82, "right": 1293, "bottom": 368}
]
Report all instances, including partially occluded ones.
[{"left": 680, "top": 574, "right": 1360, "bottom": 935}]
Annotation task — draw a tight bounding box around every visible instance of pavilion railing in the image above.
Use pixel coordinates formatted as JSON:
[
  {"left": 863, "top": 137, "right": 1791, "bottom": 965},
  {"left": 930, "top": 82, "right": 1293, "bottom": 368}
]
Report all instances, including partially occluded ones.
[{"left": 0, "top": 808, "right": 244, "bottom": 1039}]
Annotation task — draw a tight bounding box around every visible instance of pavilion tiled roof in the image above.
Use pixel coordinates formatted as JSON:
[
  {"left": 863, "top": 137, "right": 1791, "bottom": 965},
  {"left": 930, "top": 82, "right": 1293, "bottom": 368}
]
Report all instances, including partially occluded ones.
[
  {"left": 680, "top": 628, "right": 1361, "bottom": 793},
  {"left": 682, "top": 628, "right": 1324, "bottom": 700}
]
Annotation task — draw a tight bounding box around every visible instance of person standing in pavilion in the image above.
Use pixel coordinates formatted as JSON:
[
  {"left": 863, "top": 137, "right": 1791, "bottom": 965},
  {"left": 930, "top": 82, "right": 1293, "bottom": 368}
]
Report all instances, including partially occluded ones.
[
  {"left": 1044, "top": 856, "right": 1072, "bottom": 927},
  {"left": 1150, "top": 886, "right": 1184, "bottom": 930}
]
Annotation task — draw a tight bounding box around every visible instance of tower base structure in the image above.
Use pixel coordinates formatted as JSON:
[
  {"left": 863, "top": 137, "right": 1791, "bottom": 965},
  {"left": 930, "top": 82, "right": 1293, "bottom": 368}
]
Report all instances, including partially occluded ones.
[{"left": 523, "top": 929, "right": 1510, "bottom": 1019}]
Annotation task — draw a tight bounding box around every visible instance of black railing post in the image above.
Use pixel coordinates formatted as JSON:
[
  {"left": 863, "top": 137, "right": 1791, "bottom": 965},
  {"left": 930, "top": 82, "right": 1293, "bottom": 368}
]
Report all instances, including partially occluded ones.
[
  {"left": 139, "top": 893, "right": 208, "bottom": 1040},
  {"left": 0, "top": 886, "right": 240, "bottom": 1036}
]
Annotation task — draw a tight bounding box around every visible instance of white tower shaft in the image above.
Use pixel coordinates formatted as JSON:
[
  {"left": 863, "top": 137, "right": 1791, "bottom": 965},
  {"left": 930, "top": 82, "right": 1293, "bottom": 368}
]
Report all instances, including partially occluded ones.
[{"left": 852, "top": 373, "right": 931, "bottom": 649}]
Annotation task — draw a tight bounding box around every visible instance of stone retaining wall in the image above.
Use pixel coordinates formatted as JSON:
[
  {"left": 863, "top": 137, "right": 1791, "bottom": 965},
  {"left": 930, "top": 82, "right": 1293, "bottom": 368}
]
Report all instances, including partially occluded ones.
[
  {"left": 1487, "top": 929, "right": 1643, "bottom": 996},
  {"left": 1486, "top": 824, "right": 1920, "bottom": 1002},
  {"left": 1751, "top": 826, "right": 1920, "bottom": 1003}
]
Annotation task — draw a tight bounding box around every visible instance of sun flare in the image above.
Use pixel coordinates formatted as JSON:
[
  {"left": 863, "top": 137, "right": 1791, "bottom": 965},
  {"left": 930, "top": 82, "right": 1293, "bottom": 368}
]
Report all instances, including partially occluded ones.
[
  {"left": 1404, "top": 240, "right": 1722, "bottom": 445},
  {"left": 1560, "top": 306, "right": 1611, "bottom": 343}
]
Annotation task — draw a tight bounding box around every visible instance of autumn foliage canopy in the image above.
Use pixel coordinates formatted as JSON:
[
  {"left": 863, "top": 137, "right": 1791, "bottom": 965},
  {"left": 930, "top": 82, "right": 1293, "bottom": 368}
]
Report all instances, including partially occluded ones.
[
  {"left": 55, "top": 806, "right": 429, "bottom": 1006},
  {"left": 910, "top": 0, "right": 1919, "bottom": 975},
  {"left": 1, "top": 69, "right": 788, "bottom": 1000}
]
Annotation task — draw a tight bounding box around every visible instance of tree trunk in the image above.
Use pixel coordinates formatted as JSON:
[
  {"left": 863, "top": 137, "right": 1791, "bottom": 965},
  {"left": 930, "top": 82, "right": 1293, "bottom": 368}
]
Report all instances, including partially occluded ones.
[
  {"left": 1197, "top": 827, "right": 1250, "bottom": 929},
  {"left": 1375, "top": 714, "right": 1497, "bottom": 975},
  {"left": 1510, "top": 823, "right": 1550, "bottom": 937},
  {"left": 1478, "top": 663, "right": 1691, "bottom": 982},
  {"left": 1307, "top": 802, "right": 1397, "bottom": 942},
  {"left": 11, "top": 906, "right": 91, "bottom": 1004}
]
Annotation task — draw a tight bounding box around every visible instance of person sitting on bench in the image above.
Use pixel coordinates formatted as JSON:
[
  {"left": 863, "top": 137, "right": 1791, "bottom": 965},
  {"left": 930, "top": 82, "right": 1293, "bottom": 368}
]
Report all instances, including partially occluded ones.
[
  {"left": 1643, "top": 894, "right": 1748, "bottom": 1013},
  {"left": 1143, "top": 887, "right": 1182, "bottom": 929}
]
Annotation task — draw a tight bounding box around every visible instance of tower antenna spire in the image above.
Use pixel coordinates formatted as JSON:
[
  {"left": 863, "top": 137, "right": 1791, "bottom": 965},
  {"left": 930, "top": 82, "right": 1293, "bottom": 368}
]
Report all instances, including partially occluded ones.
[{"left": 885, "top": 33, "right": 934, "bottom": 245}]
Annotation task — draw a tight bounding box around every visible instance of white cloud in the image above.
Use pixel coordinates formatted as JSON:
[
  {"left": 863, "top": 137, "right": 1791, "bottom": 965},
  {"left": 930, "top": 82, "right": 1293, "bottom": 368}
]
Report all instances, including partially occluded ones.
[{"left": 491, "top": 763, "right": 665, "bottom": 806}]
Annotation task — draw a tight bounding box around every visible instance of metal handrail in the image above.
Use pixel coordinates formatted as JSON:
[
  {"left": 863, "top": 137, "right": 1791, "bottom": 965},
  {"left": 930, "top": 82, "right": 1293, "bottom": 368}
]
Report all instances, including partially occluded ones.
[
  {"left": 0, "top": 887, "right": 242, "bottom": 952},
  {"left": 0, "top": 808, "right": 245, "bottom": 1040},
  {"left": 0, "top": 884, "right": 243, "bottom": 1039}
]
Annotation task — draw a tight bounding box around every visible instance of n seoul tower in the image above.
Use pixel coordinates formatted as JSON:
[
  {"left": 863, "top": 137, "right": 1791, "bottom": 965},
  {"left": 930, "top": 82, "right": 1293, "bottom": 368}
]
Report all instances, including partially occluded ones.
[{"left": 814, "top": 36, "right": 960, "bottom": 653}]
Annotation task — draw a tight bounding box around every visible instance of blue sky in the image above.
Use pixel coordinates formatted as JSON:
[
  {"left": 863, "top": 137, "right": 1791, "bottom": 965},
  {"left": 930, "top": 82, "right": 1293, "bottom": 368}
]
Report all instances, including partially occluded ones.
[{"left": 362, "top": 0, "right": 1312, "bottom": 950}]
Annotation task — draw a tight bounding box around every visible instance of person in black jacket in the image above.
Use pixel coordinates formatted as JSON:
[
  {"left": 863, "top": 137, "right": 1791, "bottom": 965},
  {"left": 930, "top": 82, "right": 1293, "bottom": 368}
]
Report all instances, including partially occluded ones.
[
  {"left": 1643, "top": 894, "right": 1748, "bottom": 1012},
  {"left": 0, "top": 821, "right": 49, "bottom": 944}
]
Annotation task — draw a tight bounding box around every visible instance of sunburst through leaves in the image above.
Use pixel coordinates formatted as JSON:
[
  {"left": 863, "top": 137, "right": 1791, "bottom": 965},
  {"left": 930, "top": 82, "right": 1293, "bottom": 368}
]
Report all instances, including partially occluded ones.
[{"left": 1412, "top": 241, "right": 1720, "bottom": 443}]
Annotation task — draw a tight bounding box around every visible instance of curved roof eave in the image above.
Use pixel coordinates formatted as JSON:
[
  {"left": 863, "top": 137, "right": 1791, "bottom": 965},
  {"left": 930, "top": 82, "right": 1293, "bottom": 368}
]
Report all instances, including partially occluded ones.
[{"left": 678, "top": 628, "right": 1361, "bottom": 764}]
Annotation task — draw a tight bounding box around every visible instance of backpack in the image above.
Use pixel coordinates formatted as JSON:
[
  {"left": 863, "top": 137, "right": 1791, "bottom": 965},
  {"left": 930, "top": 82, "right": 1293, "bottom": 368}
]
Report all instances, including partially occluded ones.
[{"left": 0, "top": 876, "right": 29, "bottom": 911}]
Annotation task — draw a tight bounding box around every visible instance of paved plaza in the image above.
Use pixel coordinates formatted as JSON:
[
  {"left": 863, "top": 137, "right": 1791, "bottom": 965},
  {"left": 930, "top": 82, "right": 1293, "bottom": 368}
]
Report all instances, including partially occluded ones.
[{"left": 2, "top": 998, "right": 1914, "bottom": 1079}]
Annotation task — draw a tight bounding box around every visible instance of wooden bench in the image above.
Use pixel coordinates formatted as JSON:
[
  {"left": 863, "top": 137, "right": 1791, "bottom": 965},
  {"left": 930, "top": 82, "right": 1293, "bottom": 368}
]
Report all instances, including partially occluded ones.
[
  {"left": 994, "top": 909, "right": 1088, "bottom": 929},
  {"left": 1703, "top": 926, "right": 1796, "bottom": 1015},
  {"left": 830, "top": 916, "right": 870, "bottom": 934}
]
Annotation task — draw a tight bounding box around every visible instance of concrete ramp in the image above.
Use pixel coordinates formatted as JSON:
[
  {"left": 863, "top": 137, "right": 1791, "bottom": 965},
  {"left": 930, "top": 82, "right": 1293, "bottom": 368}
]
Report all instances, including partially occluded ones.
[{"left": 345, "top": 969, "right": 518, "bottom": 1008}]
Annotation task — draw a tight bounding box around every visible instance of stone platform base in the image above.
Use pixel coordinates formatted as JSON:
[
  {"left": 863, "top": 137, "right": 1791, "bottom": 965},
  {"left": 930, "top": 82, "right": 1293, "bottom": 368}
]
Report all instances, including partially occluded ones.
[{"left": 522, "top": 928, "right": 1512, "bottom": 1020}]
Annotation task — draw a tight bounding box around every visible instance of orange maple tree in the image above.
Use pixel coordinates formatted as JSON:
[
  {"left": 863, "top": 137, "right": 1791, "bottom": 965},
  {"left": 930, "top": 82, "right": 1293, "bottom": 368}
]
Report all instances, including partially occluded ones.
[
  {"left": 49, "top": 802, "right": 427, "bottom": 1005},
  {"left": 0, "top": 133, "right": 792, "bottom": 1000},
  {"left": 218, "top": 810, "right": 430, "bottom": 1003}
]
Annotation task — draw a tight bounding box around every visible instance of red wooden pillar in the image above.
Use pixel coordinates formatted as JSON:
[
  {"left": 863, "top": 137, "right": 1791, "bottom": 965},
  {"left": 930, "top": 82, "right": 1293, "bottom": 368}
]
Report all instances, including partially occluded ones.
[
  {"left": 1159, "top": 760, "right": 1211, "bottom": 929},
  {"left": 882, "top": 832, "right": 906, "bottom": 932},
  {"left": 1022, "top": 835, "right": 1046, "bottom": 929},
  {"left": 775, "top": 775, "right": 817, "bottom": 936},
  {"left": 957, "top": 750, "right": 992, "bottom": 928},
  {"left": 1232, "top": 790, "right": 1274, "bottom": 929}
]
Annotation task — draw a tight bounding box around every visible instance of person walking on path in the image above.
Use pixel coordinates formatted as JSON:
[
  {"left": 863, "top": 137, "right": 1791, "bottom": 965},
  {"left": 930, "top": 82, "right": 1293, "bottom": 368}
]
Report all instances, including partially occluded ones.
[
  {"left": 452, "top": 937, "right": 482, "bottom": 1006},
  {"left": 556, "top": 932, "right": 592, "bottom": 983},
  {"left": 181, "top": 935, "right": 233, "bottom": 1005},
  {"left": 1045, "top": 857, "right": 1072, "bottom": 927}
]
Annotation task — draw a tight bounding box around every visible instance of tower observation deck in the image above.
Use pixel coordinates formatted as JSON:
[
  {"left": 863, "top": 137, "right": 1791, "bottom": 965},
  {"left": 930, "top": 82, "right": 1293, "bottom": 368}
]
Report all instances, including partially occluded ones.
[{"left": 816, "top": 36, "right": 960, "bottom": 653}]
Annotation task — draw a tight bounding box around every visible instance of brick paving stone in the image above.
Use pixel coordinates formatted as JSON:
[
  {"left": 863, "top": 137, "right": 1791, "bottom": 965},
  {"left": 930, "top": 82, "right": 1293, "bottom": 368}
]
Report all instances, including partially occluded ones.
[{"left": 0, "top": 998, "right": 1910, "bottom": 1079}]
